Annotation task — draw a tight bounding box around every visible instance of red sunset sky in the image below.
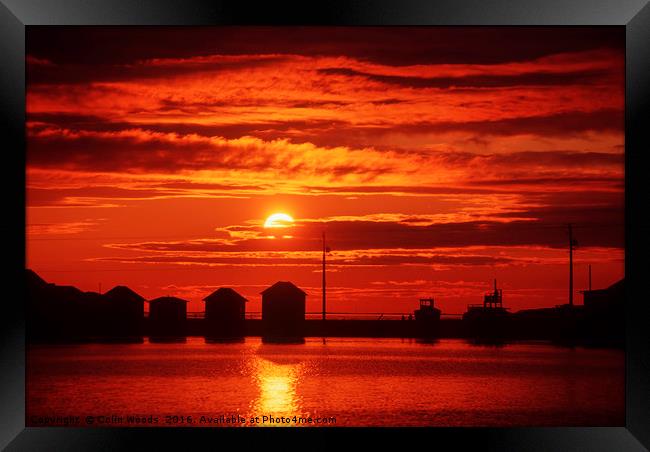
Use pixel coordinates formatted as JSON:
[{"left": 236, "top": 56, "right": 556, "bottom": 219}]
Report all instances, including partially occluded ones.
[{"left": 25, "top": 27, "right": 624, "bottom": 315}]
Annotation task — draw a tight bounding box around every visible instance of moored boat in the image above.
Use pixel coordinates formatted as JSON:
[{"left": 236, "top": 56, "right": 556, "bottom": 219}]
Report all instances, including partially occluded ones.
[
  {"left": 414, "top": 297, "right": 441, "bottom": 338},
  {"left": 462, "top": 280, "right": 511, "bottom": 340}
]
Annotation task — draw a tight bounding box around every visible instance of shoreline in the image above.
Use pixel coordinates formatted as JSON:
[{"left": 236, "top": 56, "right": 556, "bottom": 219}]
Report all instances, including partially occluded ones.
[{"left": 27, "top": 318, "right": 624, "bottom": 348}]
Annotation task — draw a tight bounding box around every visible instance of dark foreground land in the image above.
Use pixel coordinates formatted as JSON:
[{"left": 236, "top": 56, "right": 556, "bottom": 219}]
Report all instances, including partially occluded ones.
[
  {"left": 194, "top": 317, "right": 622, "bottom": 347},
  {"left": 201, "top": 318, "right": 465, "bottom": 338},
  {"left": 27, "top": 317, "right": 624, "bottom": 348}
]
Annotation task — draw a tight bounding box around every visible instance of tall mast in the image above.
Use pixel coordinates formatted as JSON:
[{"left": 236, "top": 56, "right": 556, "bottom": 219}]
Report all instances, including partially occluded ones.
[
  {"left": 322, "top": 230, "right": 326, "bottom": 321},
  {"left": 569, "top": 223, "right": 574, "bottom": 307}
]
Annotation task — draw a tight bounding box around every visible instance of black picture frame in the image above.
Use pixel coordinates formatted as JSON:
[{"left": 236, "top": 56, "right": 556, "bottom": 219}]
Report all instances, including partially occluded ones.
[{"left": 1, "top": 1, "right": 648, "bottom": 450}]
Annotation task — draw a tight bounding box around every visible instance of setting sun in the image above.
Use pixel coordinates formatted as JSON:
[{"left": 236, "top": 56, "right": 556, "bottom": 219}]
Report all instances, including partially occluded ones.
[
  {"left": 23, "top": 26, "right": 626, "bottom": 431},
  {"left": 26, "top": 26, "right": 624, "bottom": 317},
  {"left": 264, "top": 213, "right": 294, "bottom": 228}
]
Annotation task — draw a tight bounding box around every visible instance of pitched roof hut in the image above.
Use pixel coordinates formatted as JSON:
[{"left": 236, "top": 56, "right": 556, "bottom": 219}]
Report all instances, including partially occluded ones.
[
  {"left": 103, "top": 286, "right": 145, "bottom": 341},
  {"left": 203, "top": 288, "right": 247, "bottom": 340},
  {"left": 147, "top": 296, "right": 189, "bottom": 342},
  {"left": 261, "top": 281, "right": 306, "bottom": 341}
]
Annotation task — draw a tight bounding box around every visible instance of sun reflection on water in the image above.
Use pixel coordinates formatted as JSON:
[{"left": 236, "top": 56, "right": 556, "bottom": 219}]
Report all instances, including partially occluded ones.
[
  {"left": 259, "top": 374, "right": 294, "bottom": 413},
  {"left": 249, "top": 352, "right": 306, "bottom": 425}
]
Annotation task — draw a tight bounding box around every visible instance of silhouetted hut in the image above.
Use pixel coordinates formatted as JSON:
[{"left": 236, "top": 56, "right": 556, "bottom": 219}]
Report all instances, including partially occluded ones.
[
  {"left": 26, "top": 270, "right": 80, "bottom": 342},
  {"left": 103, "top": 286, "right": 145, "bottom": 341},
  {"left": 582, "top": 278, "right": 624, "bottom": 345},
  {"left": 77, "top": 291, "right": 110, "bottom": 340},
  {"left": 203, "top": 288, "right": 247, "bottom": 340},
  {"left": 147, "top": 296, "right": 188, "bottom": 342},
  {"left": 261, "top": 281, "right": 306, "bottom": 341}
]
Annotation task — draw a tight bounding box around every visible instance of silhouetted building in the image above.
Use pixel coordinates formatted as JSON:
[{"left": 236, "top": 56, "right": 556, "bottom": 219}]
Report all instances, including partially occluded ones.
[
  {"left": 103, "top": 286, "right": 145, "bottom": 341},
  {"left": 27, "top": 269, "right": 77, "bottom": 341},
  {"left": 26, "top": 269, "right": 105, "bottom": 342},
  {"left": 203, "top": 288, "right": 247, "bottom": 340},
  {"left": 148, "top": 296, "right": 188, "bottom": 342},
  {"left": 78, "top": 290, "right": 111, "bottom": 339},
  {"left": 25, "top": 270, "right": 149, "bottom": 342},
  {"left": 582, "top": 278, "right": 624, "bottom": 345},
  {"left": 583, "top": 279, "right": 624, "bottom": 310},
  {"left": 261, "top": 281, "right": 306, "bottom": 341}
]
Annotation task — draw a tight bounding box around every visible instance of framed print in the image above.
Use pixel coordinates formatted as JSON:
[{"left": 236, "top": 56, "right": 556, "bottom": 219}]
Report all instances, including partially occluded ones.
[{"left": 1, "top": 1, "right": 649, "bottom": 450}]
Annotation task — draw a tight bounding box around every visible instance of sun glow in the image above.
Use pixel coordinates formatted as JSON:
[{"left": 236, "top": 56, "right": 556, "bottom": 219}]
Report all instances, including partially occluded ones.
[
  {"left": 264, "top": 213, "right": 294, "bottom": 228},
  {"left": 252, "top": 356, "right": 302, "bottom": 419}
]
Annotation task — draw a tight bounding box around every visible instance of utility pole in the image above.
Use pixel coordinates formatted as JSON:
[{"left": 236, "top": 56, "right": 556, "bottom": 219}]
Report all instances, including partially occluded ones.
[
  {"left": 569, "top": 224, "right": 574, "bottom": 307},
  {"left": 322, "top": 230, "right": 326, "bottom": 321},
  {"left": 589, "top": 264, "right": 592, "bottom": 291}
]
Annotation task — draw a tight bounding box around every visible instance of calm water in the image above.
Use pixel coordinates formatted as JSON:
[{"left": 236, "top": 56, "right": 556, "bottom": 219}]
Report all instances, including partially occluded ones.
[{"left": 27, "top": 338, "right": 624, "bottom": 427}]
